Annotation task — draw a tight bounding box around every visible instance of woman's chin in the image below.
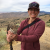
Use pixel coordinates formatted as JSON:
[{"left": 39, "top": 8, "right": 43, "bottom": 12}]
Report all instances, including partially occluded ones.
[{"left": 31, "top": 16, "right": 36, "bottom": 18}]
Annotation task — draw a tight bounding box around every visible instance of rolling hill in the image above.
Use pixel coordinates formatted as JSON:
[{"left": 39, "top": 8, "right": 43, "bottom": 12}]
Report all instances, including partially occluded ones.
[
  {"left": 0, "top": 11, "right": 50, "bottom": 28},
  {"left": 0, "top": 11, "right": 50, "bottom": 18}
]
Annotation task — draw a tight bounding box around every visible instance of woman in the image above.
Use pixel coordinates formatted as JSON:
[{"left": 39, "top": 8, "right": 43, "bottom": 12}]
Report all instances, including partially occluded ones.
[{"left": 7, "top": 1, "right": 45, "bottom": 50}]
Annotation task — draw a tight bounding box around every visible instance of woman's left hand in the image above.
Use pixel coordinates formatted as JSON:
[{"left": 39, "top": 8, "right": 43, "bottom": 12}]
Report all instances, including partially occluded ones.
[{"left": 6, "top": 30, "right": 18, "bottom": 42}]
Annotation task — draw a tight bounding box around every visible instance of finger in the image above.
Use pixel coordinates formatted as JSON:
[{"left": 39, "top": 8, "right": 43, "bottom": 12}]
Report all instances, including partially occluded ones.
[
  {"left": 7, "top": 38, "right": 11, "bottom": 42},
  {"left": 8, "top": 30, "right": 11, "bottom": 33},
  {"left": 6, "top": 34, "right": 7, "bottom": 35},
  {"left": 6, "top": 34, "right": 8, "bottom": 37}
]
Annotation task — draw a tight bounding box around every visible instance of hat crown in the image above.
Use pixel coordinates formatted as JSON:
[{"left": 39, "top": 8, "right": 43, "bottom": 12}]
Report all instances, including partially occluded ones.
[{"left": 28, "top": 2, "right": 39, "bottom": 9}]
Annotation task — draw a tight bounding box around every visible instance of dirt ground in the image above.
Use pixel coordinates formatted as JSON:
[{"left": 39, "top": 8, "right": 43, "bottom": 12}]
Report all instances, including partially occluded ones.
[
  {"left": 40, "top": 27, "right": 50, "bottom": 50},
  {"left": 4, "top": 27, "right": 50, "bottom": 50}
]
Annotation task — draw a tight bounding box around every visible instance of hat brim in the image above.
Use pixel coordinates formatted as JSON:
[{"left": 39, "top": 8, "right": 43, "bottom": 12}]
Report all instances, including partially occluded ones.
[{"left": 28, "top": 7, "right": 39, "bottom": 10}]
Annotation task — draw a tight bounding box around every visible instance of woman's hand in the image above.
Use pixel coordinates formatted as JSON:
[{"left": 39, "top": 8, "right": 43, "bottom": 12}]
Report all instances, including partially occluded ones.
[{"left": 6, "top": 30, "right": 18, "bottom": 42}]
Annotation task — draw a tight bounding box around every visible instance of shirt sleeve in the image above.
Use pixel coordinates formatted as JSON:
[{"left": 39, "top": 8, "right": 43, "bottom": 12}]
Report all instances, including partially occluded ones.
[{"left": 17, "top": 21, "right": 45, "bottom": 42}]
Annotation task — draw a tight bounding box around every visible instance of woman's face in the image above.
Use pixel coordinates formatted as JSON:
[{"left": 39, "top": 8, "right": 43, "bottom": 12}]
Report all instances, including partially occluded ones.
[{"left": 28, "top": 8, "right": 39, "bottom": 18}]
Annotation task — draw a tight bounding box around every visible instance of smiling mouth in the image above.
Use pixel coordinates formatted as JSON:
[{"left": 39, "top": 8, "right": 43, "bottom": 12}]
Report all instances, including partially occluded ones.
[{"left": 31, "top": 14, "right": 35, "bottom": 15}]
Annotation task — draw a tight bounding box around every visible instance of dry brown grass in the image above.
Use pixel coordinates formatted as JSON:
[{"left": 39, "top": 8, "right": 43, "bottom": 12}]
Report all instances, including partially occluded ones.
[
  {"left": 40, "top": 26, "right": 50, "bottom": 50},
  {"left": 0, "top": 14, "right": 50, "bottom": 50},
  {"left": 1, "top": 26, "right": 50, "bottom": 50}
]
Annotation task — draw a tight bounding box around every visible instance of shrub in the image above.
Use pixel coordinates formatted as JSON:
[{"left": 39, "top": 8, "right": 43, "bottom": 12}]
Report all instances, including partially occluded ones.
[
  {"left": 46, "top": 19, "right": 50, "bottom": 23},
  {"left": 46, "top": 23, "right": 50, "bottom": 27},
  {"left": 0, "top": 29, "right": 7, "bottom": 48}
]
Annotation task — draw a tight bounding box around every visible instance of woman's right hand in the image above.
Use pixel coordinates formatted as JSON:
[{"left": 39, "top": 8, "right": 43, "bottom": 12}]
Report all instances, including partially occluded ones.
[{"left": 6, "top": 30, "right": 18, "bottom": 42}]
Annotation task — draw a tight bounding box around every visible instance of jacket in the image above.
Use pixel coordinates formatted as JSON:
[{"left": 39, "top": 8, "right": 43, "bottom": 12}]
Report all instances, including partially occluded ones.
[{"left": 16, "top": 18, "right": 45, "bottom": 50}]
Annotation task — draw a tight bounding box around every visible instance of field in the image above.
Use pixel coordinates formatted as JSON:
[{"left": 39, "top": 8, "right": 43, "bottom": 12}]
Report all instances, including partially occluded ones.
[
  {"left": 0, "top": 14, "right": 50, "bottom": 50},
  {"left": 0, "top": 27, "right": 50, "bottom": 50}
]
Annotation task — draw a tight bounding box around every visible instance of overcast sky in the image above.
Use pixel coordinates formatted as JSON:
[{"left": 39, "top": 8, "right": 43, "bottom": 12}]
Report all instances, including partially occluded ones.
[{"left": 0, "top": 0, "right": 50, "bottom": 12}]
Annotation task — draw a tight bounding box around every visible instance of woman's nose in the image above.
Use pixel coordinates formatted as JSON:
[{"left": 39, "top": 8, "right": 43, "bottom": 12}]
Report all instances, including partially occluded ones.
[{"left": 31, "top": 10, "right": 35, "bottom": 13}]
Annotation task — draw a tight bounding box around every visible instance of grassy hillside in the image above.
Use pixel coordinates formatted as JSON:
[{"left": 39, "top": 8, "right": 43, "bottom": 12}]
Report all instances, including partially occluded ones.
[
  {"left": 0, "top": 14, "right": 50, "bottom": 28},
  {"left": 0, "top": 28, "right": 7, "bottom": 49},
  {"left": 0, "top": 27, "right": 50, "bottom": 50},
  {"left": 0, "top": 14, "right": 50, "bottom": 50}
]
